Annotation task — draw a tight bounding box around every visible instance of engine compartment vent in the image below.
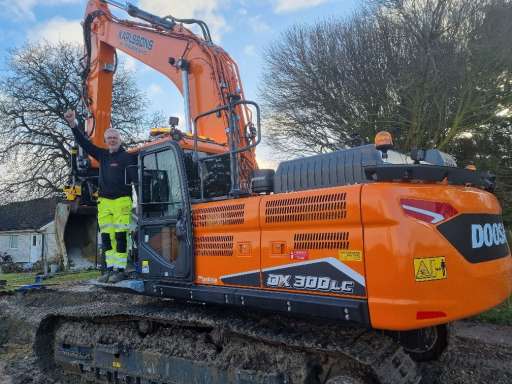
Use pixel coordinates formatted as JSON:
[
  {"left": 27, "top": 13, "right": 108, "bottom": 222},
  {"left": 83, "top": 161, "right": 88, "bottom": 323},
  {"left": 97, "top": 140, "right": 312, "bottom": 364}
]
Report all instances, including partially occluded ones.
[
  {"left": 293, "top": 232, "right": 349, "bottom": 250},
  {"left": 265, "top": 193, "right": 347, "bottom": 224},
  {"left": 195, "top": 235, "right": 234, "bottom": 257},
  {"left": 193, "top": 204, "right": 245, "bottom": 227}
]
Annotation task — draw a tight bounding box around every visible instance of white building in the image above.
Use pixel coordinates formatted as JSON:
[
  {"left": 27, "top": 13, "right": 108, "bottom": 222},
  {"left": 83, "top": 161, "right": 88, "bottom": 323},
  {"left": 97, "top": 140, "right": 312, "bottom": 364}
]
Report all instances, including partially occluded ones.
[{"left": 0, "top": 198, "right": 59, "bottom": 266}]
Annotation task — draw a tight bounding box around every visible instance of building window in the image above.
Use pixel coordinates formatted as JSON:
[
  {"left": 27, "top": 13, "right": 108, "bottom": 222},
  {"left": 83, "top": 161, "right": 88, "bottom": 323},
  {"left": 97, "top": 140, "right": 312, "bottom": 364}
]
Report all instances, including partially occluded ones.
[
  {"left": 32, "top": 235, "right": 37, "bottom": 246},
  {"left": 9, "top": 235, "right": 18, "bottom": 249}
]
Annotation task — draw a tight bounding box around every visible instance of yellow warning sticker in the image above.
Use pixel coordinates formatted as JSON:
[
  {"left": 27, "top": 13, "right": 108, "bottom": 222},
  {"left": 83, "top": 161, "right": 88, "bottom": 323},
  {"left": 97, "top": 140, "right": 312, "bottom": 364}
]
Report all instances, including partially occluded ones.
[
  {"left": 414, "top": 257, "right": 447, "bottom": 282},
  {"left": 338, "top": 250, "right": 362, "bottom": 262},
  {"left": 142, "top": 260, "right": 149, "bottom": 274},
  {"left": 112, "top": 360, "right": 121, "bottom": 369}
]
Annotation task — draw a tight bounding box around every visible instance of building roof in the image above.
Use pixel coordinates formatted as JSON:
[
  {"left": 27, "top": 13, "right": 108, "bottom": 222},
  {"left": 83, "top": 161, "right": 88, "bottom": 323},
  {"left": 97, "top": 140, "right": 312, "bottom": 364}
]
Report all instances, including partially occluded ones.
[{"left": 0, "top": 198, "right": 58, "bottom": 232}]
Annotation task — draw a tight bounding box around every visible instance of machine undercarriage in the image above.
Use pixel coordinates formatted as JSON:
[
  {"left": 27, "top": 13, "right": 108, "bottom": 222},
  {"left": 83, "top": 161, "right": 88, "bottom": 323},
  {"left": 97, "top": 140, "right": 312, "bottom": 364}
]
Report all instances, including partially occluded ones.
[{"left": 35, "top": 296, "right": 420, "bottom": 384}]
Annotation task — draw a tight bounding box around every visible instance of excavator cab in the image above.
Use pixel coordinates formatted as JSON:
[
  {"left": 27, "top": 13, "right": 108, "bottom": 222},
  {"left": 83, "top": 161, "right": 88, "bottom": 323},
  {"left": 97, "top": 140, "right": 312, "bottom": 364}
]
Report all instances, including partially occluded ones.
[
  {"left": 133, "top": 97, "right": 262, "bottom": 281},
  {"left": 137, "top": 141, "right": 193, "bottom": 280}
]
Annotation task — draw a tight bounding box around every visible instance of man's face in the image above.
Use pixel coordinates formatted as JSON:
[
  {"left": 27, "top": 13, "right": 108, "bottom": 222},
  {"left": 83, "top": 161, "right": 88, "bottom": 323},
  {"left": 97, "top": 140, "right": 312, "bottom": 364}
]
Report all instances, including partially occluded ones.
[{"left": 105, "top": 129, "right": 121, "bottom": 152}]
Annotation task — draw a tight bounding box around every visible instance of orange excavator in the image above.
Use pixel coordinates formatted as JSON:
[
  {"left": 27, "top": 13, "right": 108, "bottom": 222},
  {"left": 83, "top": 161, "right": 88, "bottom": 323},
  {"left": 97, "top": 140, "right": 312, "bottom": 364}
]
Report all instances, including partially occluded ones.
[{"left": 36, "top": 1, "right": 512, "bottom": 383}]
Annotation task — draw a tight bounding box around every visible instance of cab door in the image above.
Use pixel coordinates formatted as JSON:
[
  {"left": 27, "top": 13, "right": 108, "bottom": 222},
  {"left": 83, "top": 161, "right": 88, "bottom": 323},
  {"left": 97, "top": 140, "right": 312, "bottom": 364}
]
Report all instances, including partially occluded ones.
[{"left": 137, "top": 141, "right": 193, "bottom": 281}]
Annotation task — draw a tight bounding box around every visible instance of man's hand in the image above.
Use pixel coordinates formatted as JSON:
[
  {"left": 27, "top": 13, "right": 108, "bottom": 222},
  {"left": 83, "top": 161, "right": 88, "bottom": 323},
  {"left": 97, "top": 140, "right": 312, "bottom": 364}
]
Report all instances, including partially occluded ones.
[{"left": 64, "top": 109, "right": 76, "bottom": 128}]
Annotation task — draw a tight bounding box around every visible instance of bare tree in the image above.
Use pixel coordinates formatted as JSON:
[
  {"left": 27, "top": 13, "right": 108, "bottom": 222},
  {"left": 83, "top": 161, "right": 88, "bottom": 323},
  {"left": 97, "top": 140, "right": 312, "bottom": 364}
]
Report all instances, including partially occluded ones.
[
  {"left": 260, "top": 0, "right": 512, "bottom": 156},
  {"left": 0, "top": 42, "right": 148, "bottom": 203}
]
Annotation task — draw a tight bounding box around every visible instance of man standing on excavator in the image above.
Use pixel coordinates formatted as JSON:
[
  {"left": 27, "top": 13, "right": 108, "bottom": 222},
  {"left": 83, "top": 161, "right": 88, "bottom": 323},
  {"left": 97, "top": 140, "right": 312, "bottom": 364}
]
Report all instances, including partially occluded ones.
[{"left": 64, "top": 109, "right": 137, "bottom": 283}]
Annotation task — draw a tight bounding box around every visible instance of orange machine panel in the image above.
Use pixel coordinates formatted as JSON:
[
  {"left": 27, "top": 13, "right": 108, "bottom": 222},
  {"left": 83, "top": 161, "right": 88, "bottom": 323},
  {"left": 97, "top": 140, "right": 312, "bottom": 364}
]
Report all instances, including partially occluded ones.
[
  {"left": 259, "top": 185, "right": 367, "bottom": 299},
  {"left": 362, "top": 183, "right": 512, "bottom": 330},
  {"left": 192, "top": 197, "right": 261, "bottom": 287}
]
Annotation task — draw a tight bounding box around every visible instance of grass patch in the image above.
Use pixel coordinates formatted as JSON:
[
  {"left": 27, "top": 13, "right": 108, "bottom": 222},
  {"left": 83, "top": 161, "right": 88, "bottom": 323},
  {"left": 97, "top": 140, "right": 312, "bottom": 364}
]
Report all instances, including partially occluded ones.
[
  {"left": 474, "top": 296, "right": 512, "bottom": 326},
  {"left": 0, "top": 270, "right": 100, "bottom": 292}
]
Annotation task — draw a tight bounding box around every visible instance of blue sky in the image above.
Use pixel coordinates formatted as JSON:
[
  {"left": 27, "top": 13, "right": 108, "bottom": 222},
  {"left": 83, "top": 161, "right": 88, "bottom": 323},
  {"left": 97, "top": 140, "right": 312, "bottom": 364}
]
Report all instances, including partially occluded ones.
[{"left": 0, "top": 0, "right": 360, "bottom": 166}]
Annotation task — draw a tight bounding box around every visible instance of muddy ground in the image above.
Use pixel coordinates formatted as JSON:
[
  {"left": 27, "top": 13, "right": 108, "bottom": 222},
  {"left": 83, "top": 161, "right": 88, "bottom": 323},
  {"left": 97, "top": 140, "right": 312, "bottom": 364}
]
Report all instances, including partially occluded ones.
[{"left": 0, "top": 283, "right": 511, "bottom": 384}]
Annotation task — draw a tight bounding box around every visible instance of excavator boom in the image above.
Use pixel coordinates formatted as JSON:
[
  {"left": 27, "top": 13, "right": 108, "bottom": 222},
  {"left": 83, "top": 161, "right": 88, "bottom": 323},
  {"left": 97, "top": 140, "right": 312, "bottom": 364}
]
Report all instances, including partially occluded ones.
[{"left": 80, "top": 0, "right": 255, "bottom": 161}]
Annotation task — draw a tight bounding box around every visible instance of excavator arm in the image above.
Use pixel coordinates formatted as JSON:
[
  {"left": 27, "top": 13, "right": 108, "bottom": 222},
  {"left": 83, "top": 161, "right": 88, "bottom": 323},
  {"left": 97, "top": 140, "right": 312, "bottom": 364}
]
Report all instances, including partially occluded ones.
[
  {"left": 80, "top": 0, "right": 256, "bottom": 163},
  {"left": 61, "top": 0, "right": 261, "bottom": 267}
]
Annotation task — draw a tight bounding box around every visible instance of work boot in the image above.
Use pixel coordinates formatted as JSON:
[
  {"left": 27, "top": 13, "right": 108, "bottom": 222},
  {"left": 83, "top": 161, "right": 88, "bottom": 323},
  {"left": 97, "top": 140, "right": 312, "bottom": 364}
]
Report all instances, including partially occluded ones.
[
  {"left": 108, "top": 271, "right": 127, "bottom": 284},
  {"left": 97, "top": 270, "right": 112, "bottom": 283}
]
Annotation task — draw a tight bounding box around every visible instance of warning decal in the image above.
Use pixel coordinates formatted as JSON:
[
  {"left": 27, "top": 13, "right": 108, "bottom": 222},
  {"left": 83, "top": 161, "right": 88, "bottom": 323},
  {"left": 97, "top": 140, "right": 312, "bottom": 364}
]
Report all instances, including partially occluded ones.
[
  {"left": 414, "top": 257, "right": 447, "bottom": 282},
  {"left": 142, "top": 260, "right": 150, "bottom": 274},
  {"left": 338, "top": 250, "right": 362, "bottom": 262}
]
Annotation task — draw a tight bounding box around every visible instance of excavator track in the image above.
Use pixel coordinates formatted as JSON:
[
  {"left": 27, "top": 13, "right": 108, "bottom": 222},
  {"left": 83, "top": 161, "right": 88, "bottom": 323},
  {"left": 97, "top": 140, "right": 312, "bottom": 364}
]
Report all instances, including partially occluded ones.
[{"left": 35, "top": 299, "right": 421, "bottom": 384}]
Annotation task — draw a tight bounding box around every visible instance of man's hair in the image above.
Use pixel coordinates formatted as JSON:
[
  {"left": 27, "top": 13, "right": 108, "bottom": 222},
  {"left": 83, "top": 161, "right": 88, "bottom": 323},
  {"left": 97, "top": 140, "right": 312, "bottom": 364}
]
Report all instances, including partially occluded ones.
[{"left": 104, "top": 128, "right": 121, "bottom": 139}]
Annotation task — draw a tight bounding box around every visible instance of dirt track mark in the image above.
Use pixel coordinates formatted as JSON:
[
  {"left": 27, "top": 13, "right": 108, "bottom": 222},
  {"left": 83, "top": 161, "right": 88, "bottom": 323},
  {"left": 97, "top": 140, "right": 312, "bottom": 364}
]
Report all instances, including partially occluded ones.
[{"left": 454, "top": 322, "right": 512, "bottom": 347}]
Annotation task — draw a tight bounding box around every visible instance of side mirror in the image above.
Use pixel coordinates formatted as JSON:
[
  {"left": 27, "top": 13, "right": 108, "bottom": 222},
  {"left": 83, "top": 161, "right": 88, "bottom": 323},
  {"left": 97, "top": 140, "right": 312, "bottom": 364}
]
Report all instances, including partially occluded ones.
[{"left": 169, "top": 116, "right": 179, "bottom": 128}]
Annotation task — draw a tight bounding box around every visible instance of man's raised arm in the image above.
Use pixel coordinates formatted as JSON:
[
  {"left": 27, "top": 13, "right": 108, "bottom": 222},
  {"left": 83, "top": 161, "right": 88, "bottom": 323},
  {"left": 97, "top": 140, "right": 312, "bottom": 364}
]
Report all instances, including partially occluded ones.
[{"left": 64, "top": 109, "right": 104, "bottom": 160}]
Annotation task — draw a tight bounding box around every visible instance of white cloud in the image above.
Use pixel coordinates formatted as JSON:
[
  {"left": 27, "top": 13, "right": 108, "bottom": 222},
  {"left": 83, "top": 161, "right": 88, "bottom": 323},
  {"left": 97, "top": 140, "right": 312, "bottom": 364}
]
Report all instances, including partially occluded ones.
[
  {"left": 28, "top": 17, "right": 82, "bottom": 44},
  {"left": 274, "top": 0, "right": 329, "bottom": 13},
  {"left": 256, "top": 156, "right": 279, "bottom": 170},
  {"left": 147, "top": 83, "right": 163, "bottom": 96},
  {"left": 117, "top": 51, "right": 154, "bottom": 73},
  {"left": 244, "top": 45, "right": 256, "bottom": 56},
  {"left": 124, "top": 57, "right": 138, "bottom": 72},
  {"left": 118, "top": 52, "right": 138, "bottom": 72},
  {"left": 0, "top": 0, "right": 79, "bottom": 21},
  {"left": 249, "top": 15, "right": 272, "bottom": 33},
  {"left": 138, "top": 0, "right": 229, "bottom": 42}
]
